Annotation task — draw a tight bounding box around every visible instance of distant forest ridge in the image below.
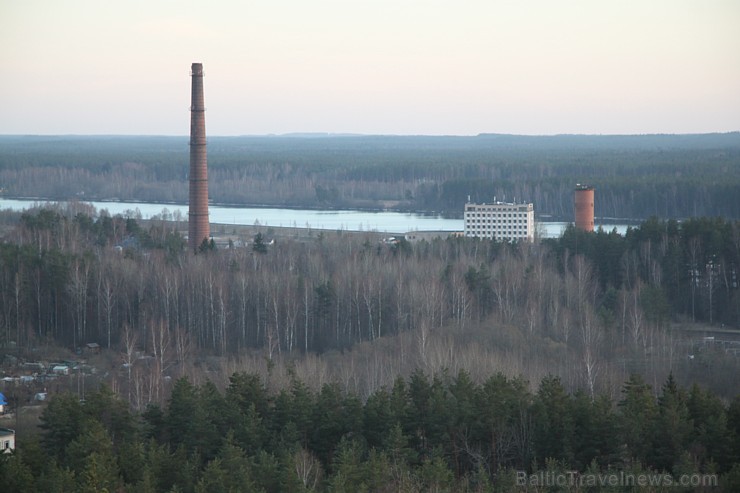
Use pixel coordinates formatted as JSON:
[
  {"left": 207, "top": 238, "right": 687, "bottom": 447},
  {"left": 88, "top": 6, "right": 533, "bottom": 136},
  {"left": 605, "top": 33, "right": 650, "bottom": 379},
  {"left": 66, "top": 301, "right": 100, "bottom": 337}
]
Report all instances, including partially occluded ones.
[
  {"left": 2, "top": 131, "right": 739, "bottom": 148},
  {"left": 1, "top": 132, "right": 739, "bottom": 219}
]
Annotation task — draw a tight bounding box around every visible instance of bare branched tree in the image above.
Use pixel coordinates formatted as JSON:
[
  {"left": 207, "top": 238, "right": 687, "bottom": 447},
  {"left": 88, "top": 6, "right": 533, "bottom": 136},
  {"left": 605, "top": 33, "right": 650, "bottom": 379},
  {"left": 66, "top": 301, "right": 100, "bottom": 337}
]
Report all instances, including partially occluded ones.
[
  {"left": 293, "top": 447, "right": 322, "bottom": 490},
  {"left": 120, "top": 324, "right": 138, "bottom": 405}
]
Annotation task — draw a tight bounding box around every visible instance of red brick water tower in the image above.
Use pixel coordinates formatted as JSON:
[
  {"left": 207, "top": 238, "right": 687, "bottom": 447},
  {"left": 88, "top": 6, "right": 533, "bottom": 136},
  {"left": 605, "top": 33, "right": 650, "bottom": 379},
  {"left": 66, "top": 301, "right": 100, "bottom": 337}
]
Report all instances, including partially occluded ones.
[
  {"left": 574, "top": 184, "right": 594, "bottom": 232},
  {"left": 188, "top": 62, "right": 210, "bottom": 250}
]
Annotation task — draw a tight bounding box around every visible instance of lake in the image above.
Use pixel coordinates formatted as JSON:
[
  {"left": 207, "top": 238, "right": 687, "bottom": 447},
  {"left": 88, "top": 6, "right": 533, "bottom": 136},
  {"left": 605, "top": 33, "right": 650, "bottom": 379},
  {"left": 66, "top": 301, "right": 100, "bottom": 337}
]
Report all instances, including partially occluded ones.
[{"left": 0, "top": 198, "right": 633, "bottom": 239}]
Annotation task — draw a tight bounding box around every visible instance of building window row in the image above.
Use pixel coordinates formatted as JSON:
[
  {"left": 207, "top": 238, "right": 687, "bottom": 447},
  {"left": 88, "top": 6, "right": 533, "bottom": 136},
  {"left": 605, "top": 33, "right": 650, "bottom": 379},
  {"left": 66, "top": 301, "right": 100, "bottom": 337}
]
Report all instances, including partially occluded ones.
[{"left": 464, "top": 201, "right": 534, "bottom": 241}]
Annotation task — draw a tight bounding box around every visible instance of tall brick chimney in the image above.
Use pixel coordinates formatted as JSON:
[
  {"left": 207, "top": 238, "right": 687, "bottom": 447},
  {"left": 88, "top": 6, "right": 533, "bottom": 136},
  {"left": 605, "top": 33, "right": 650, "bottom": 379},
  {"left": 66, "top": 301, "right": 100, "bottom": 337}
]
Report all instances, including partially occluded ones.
[{"left": 188, "top": 62, "right": 210, "bottom": 250}]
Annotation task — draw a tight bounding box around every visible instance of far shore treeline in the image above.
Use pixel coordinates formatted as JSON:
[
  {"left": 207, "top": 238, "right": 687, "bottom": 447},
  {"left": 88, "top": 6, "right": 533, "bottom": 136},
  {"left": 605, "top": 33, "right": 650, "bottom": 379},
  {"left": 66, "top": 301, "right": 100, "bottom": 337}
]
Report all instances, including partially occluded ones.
[{"left": 1, "top": 133, "right": 739, "bottom": 219}]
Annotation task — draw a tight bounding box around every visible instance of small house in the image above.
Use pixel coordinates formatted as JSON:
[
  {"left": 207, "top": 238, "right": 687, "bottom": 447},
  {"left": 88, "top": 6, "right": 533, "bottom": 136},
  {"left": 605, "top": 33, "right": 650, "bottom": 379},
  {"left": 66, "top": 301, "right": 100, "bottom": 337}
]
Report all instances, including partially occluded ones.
[
  {"left": 0, "top": 428, "right": 15, "bottom": 453},
  {"left": 85, "top": 342, "right": 101, "bottom": 354}
]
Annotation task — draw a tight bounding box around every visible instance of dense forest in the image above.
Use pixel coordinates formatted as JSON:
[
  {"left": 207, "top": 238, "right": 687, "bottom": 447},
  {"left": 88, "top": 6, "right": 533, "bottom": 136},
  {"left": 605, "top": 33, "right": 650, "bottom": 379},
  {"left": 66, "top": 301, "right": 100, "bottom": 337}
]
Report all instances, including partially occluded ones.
[
  {"left": 1, "top": 201, "right": 740, "bottom": 490},
  {"left": 1, "top": 133, "right": 739, "bottom": 219},
  {"left": 2, "top": 371, "right": 740, "bottom": 492},
  {"left": 1, "top": 203, "right": 739, "bottom": 398},
  {"left": 2, "top": 135, "right": 740, "bottom": 491}
]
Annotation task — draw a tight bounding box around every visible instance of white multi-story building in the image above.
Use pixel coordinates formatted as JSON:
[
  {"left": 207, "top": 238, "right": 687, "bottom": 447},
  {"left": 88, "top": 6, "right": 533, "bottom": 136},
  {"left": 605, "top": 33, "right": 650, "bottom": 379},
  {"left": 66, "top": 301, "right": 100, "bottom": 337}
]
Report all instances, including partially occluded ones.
[{"left": 464, "top": 201, "right": 535, "bottom": 241}]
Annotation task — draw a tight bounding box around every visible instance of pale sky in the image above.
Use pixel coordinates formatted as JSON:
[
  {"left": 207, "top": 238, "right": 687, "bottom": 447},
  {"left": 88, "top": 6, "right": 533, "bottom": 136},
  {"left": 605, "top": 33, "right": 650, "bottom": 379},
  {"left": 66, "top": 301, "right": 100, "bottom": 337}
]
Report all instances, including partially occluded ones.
[{"left": 1, "top": 0, "right": 738, "bottom": 136}]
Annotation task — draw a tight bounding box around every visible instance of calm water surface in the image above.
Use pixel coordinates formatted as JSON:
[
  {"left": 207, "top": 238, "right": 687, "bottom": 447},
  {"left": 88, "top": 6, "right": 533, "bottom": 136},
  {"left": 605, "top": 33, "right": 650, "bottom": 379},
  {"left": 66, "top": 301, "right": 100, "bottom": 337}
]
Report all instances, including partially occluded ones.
[{"left": 0, "top": 198, "right": 632, "bottom": 238}]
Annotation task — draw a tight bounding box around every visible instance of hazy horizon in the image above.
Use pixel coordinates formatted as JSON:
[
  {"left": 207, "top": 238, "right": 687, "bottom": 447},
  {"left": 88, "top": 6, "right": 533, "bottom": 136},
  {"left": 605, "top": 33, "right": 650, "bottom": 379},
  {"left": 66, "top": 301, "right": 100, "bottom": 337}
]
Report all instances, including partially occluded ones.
[
  {"left": 2, "top": 0, "right": 739, "bottom": 136},
  {"left": 2, "top": 131, "right": 739, "bottom": 138}
]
